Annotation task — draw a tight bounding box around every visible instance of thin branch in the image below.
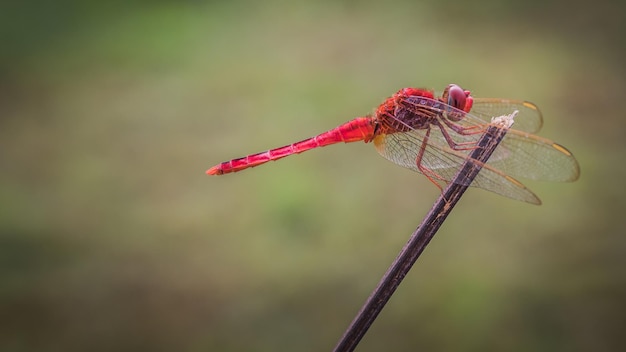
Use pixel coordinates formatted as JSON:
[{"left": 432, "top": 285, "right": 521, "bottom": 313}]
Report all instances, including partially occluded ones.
[{"left": 332, "top": 112, "right": 516, "bottom": 352}]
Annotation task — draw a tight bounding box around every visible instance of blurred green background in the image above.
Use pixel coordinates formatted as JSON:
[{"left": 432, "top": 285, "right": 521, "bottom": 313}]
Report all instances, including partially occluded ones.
[{"left": 1, "top": 0, "right": 624, "bottom": 351}]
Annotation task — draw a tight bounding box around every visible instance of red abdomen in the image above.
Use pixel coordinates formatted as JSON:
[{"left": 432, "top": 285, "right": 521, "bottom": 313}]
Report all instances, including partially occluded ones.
[{"left": 207, "top": 117, "right": 376, "bottom": 175}]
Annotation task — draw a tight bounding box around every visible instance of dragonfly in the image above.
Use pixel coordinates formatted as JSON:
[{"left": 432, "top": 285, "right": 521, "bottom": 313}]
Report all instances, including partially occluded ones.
[{"left": 207, "top": 84, "right": 580, "bottom": 204}]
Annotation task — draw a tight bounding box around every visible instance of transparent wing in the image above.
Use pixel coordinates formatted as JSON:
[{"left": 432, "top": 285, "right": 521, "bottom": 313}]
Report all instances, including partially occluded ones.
[
  {"left": 483, "top": 129, "right": 579, "bottom": 182},
  {"left": 398, "top": 96, "right": 580, "bottom": 182},
  {"left": 373, "top": 127, "right": 542, "bottom": 204},
  {"left": 471, "top": 99, "right": 543, "bottom": 133}
]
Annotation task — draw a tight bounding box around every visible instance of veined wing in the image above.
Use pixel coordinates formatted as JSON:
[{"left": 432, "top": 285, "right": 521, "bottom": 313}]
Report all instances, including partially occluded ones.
[
  {"left": 471, "top": 98, "right": 543, "bottom": 134},
  {"left": 372, "top": 127, "right": 542, "bottom": 204},
  {"left": 400, "top": 96, "right": 579, "bottom": 182}
]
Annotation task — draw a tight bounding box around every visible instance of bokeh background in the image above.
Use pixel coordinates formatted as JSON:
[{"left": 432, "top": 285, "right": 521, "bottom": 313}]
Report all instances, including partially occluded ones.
[{"left": 1, "top": 0, "right": 624, "bottom": 351}]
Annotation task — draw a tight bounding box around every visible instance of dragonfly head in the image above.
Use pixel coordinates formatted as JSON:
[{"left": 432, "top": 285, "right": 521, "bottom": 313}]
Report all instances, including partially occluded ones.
[{"left": 442, "top": 84, "right": 473, "bottom": 121}]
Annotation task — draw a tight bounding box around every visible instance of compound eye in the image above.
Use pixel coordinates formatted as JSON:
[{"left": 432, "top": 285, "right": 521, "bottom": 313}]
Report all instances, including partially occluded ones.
[{"left": 446, "top": 84, "right": 466, "bottom": 111}]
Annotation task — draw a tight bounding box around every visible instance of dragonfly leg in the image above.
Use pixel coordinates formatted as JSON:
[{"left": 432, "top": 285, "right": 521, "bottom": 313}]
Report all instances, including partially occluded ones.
[
  {"left": 442, "top": 118, "right": 488, "bottom": 136},
  {"left": 415, "top": 128, "right": 447, "bottom": 191},
  {"left": 433, "top": 119, "right": 481, "bottom": 151}
]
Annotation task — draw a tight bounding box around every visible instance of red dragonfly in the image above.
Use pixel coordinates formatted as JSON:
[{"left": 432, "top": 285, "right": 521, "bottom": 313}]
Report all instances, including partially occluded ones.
[{"left": 207, "top": 84, "right": 580, "bottom": 204}]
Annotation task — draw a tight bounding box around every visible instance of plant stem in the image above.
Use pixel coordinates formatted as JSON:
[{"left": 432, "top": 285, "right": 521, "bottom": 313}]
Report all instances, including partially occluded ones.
[{"left": 332, "top": 113, "right": 515, "bottom": 352}]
